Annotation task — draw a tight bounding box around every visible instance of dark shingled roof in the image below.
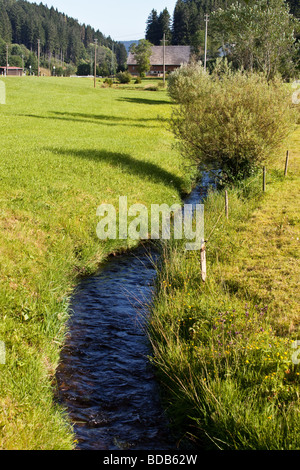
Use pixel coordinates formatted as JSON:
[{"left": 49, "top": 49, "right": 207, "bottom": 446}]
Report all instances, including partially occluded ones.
[{"left": 127, "top": 46, "right": 191, "bottom": 66}]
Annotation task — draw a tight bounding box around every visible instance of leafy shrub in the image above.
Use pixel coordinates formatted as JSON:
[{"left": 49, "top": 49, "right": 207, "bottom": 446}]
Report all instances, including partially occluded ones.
[
  {"left": 76, "top": 63, "right": 91, "bottom": 76},
  {"left": 134, "top": 77, "right": 142, "bottom": 84},
  {"left": 103, "top": 77, "right": 113, "bottom": 87},
  {"left": 168, "top": 61, "right": 297, "bottom": 182},
  {"left": 168, "top": 61, "right": 209, "bottom": 104},
  {"left": 64, "top": 64, "right": 76, "bottom": 77},
  {"left": 54, "top": 66, "right": 64, "bottom": 77},
  {"left": 116, "top": 71, "right": 131, "bottom": 84},
  {"left": 144, "top": 85, "right": 158, "bottom": 91}
]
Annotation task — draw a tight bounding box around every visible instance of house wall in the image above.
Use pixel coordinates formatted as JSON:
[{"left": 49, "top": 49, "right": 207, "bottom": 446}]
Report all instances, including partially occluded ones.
[
  {"left": 0, "top": 68, "right": 23, "bottom": 76},
  {"left": 128, "top": 64, "right": 180, "bottom": 76},
  {"left": 8, "top": 69, "right": 22, "bottom": 76},
  {"left": 127, "top": 65, "right": 137, "bottom": 75}
]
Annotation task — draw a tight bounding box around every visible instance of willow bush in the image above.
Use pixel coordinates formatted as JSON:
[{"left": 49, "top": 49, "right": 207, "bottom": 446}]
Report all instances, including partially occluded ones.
[{"left": 168, "top": 61, "right": 297, "bottom": 182}]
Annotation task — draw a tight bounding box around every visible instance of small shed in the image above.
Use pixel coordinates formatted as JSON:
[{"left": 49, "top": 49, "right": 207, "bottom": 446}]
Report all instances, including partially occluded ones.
[
  {"left": 0, "top": 66, "right": 23, "bottom": 77},
  {"left": 127, "top": 45, "right": 191, "bottom": 76}
]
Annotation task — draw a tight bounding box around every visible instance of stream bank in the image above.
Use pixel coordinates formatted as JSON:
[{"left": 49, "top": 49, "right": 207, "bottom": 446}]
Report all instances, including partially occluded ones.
[{"left": 55, "top": 176, "right": 211, "bottom": 450}]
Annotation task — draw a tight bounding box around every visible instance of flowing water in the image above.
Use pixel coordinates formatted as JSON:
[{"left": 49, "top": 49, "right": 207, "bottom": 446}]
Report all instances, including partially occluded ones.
[{"left": 55, "top": 177, "right": 210, "bottom": 451}]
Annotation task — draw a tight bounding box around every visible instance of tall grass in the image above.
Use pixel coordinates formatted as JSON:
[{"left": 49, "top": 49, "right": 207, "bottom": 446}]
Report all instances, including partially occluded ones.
[
  {"left": 148, "top": 136, "right": 300, "bottom": 449},
  {"left": 0, "top": 76, "right": 190, "bottom": 449}
]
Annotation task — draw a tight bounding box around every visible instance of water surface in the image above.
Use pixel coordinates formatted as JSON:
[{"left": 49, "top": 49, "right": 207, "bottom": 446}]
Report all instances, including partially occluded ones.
[{"left": 56, "top": 178, "right": 210, "bottom": 450}]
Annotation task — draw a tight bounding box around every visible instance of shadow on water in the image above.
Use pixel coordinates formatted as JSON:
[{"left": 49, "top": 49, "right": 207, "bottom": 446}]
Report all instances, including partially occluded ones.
[
  {"left": 46, "top": 147, "right": 185, "bottom": 193},
  {"left": 55, "top": 172, "right": 212, "bottom": 450}
]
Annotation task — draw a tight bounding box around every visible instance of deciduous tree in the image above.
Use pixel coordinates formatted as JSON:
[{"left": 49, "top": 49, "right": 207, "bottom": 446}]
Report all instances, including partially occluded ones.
[
  {"left": 130, "top": 39, "right": 153, "bottom": 77},
  {"left": 211, "top": 0, "right": 299, "bottom": 79}
]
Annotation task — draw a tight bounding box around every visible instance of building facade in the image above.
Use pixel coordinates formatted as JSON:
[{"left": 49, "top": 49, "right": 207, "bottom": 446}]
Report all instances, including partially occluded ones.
[
  {"left": 0, "top": 67, "right": 23, "bottom": 76},
  {"left": 127, "top": 45, "right": 191, "bottom": 76}
]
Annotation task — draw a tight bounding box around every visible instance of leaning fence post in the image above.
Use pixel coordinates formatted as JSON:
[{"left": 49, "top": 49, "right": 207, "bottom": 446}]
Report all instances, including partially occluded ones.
[
  {"left": 263, "top": 166, "right": 266, "bottom": 192},
  {"left": 284, "top": 150, "right": 289, "bottom": 176},
  {"left": 225, "top": 190, "right": 229, "bottom": 219},
  {"left": 200, "top": 243, "right": 206, "bottom": 282}
]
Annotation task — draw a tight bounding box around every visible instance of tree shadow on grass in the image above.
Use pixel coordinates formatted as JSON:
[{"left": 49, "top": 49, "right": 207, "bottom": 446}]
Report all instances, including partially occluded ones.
[
  {"left": 48, "top": 147, "right": 185, "bottom": 193},
  {"left": 52, "top": 110, "right": 168, "bottom": 123},
  {"left": 118, "top": 97, "right": 172, "bottom": 106},
  {"left": 18, "top": 111, "right": 167, "bottom": 128}
]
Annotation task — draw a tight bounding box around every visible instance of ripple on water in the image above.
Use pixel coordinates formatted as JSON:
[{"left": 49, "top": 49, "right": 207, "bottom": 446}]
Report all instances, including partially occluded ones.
[
  {"left": 56, "top": 179, "right": 212, "bottom": 451},
  {"left": 55, "top": 245, "right": 176, "bottom": 450}
]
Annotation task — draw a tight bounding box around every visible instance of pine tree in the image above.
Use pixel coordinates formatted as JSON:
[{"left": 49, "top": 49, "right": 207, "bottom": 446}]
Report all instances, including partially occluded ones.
[
  {"left": 0, "top": 0, "right": 127, "bottom": 68},
  {"left": 146, "top": 9, "right": 160, "bottom": 45},
  {"left": 0, "top": 1, "right": 12, "bottom": 43},
  {"left": 158, "top": 8, "right": 172, "bottom": 44}
]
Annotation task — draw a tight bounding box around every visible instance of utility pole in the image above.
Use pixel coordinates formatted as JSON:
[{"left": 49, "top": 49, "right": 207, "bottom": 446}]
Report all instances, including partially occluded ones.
[
  {"left": 163, "top": 33, "right": 166, "bottom": 87},
  {"left": 204, "top": 14, "right": 209, "bottom": 72},
  {"left": 6, "top": 44, "right": 8, "bottom": 76},
  {"left": 111, "top": 42, "right": 114, "bottom": 82},
  {"left": 37, "top": 39, "right": 40, "bottom": 77},
  {"left": 94, "top": 38, "right": 98, "bottom": 88}
]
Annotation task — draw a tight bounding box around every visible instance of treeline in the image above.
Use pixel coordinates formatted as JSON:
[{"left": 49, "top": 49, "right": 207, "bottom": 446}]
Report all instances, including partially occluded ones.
[
  {"left": 0, "top": 0, "right": 127, "bottom": 73},
  {"left": 146, "top": 1, "right": 240, "bottom": 47},
  {"left": 146, "top": 0, "right": 300, "bottom": 47},
  {"left": 146, "top": 0, "right": 299, "bottom": 78}
]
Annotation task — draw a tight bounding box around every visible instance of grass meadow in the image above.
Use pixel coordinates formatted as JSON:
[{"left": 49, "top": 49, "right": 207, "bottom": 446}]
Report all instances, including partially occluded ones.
[
  {"left": 0, "top": 76, "right": 191, "bottom": 449},
  {"left": 0, "top": 75, "right": 299, "bottom": 450},
  {"left": 148, "top": 126, "right": 300, "bottom": 449}
]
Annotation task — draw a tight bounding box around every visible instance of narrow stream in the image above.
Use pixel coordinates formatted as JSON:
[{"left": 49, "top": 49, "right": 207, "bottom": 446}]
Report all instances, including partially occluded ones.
[{"left": 55, "top": 176, "right": 210, "bottom": 451}]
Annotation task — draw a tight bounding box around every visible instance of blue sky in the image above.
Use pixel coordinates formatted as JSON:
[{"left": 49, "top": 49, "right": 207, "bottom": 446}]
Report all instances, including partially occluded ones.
[{"left": 28, "top": 1, "right": 177, "bottom": 41}]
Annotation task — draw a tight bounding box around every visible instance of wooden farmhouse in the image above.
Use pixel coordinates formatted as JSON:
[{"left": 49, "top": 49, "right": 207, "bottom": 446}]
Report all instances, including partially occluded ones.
[
  {"left": 0, "top": 66, "right": 23, "bottom": 76},
  {"left": 127, "top": 45, "right": 191, "bottom": 76}
]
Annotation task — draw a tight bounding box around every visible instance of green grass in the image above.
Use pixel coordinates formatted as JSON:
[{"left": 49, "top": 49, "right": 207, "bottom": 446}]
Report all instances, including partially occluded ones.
[
  {"left": 0, "top": 76, "right": 191, "bottom": 449},
  {"left": 148, "top": 128, "right": 300, "bottom": 450}
]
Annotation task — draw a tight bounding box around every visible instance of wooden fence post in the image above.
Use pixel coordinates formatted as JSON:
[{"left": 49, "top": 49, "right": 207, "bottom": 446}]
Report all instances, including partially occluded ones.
[
  {"left": 200, "top": 243, "right": 206, "bottom": 282},
  {"left": 284, "top": 150, "right": 289, "bottom": 176},
  {"left": 263, "top": 166, "right": 266, "bottom": 192},
  {"left": 225, "top": 190, "right": 229, "bottom": 219}
]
